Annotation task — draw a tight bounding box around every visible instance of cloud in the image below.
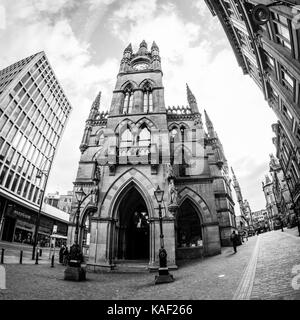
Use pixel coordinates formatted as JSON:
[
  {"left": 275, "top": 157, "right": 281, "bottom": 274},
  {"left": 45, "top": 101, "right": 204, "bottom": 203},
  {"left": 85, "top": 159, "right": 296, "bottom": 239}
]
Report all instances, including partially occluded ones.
[
  {"left": 0, "top": 0, "right": 118, "bottom": 193},
  {"left": 0, "top": 0, "right": 278, "bottom": 212}
]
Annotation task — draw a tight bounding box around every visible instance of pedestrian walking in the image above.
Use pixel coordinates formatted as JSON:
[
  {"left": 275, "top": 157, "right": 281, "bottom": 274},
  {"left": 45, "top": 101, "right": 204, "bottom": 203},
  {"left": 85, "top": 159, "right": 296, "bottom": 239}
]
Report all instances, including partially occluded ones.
[
  {"left": 230, "top": 231, "right": 239, "bottom": 254},
  {"left": 244, "top": 230, "right": 248, "bottom": 241},
  {"left": 59, "top": 245, "right": 66, "bottom": 264},
  {"left": 63, "top": 247, "right": 69, "bottom": 266}
]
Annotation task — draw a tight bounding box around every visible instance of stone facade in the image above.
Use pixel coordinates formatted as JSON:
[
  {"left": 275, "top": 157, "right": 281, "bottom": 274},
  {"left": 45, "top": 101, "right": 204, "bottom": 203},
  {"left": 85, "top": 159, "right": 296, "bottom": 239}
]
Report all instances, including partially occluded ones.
[
  {"left": 68, "top": 41, "right": 236, "bottom": 271},
  {"left": 205, "top": 0, "right": 300, "bottom": 225}
]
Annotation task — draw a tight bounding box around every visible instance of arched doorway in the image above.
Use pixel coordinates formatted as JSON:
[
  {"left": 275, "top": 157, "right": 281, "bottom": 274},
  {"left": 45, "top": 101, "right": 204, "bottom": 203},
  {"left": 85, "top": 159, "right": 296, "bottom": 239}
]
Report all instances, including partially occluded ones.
[
  {"left": 176, "top": 198, "right": 203, "bottom": 259},
  {"left": 116, "top": 187, "right": 150, "bottom": 260}
]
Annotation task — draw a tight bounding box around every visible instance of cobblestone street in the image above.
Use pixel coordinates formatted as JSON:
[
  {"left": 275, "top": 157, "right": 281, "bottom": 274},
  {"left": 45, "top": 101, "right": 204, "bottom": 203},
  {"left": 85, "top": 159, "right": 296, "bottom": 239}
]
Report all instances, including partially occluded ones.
[{"left": 0, "top": 229, "right": 300, "bottom": 300}]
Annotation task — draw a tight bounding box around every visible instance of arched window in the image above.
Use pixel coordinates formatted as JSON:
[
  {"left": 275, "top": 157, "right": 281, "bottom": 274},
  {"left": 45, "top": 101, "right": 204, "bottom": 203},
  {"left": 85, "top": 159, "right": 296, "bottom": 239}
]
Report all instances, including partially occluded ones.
[
  {"left": 138, "top": 125, "right": 151, "bottom": 147},
  {"left": 122, "top": 86, "right": 133, "bottom": 114},
  {"left": 143, "top": 83, "right": 153, "bottom": 113},
  {"left": 120, "top": 128, "right": 133, "bottom": 148},
  {"left": 97, "top": 132, "right": 104, "bottom": 146},
  {"left": 170, "top": 126, "right": 188, "bottom": 175}
]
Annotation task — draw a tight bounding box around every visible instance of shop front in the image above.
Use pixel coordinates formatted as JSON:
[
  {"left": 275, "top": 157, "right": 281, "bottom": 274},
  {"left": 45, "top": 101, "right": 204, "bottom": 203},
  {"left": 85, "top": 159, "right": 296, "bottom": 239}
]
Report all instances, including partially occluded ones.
[{"left": 0, "top": 199, "right": 69, "bottom": 247}]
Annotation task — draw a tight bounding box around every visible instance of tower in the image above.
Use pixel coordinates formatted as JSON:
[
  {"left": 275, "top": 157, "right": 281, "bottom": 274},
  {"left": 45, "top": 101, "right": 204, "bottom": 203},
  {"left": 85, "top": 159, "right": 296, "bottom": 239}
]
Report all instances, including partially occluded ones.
[
  {"left": 69, "top": 41, "right": 238, "bottom": 272},
  {"left": 262, "top": 174, "right": 279, "bottom": 230},
  {"left": 231, "top": 168, "right": 251, "bottom": 228}
]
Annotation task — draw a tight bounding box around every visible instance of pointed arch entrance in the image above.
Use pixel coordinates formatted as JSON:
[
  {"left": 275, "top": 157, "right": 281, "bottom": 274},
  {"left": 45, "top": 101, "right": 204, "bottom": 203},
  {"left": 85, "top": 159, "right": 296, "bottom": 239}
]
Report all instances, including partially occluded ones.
[
  {"left": 115, "top": 186, "right": 150, "bottom": 260},
  {"left": 177, "top": 198, "right": 202, "bottom": 248}
]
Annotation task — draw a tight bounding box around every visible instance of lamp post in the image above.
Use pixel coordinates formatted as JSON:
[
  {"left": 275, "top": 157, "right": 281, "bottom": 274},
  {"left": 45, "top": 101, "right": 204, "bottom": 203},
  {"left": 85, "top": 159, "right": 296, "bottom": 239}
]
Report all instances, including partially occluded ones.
[
  {"left": 252, "top": 1, "right": 293, "bottom": 25},
  {"left": 154, "top": 186, "right": 174, "bottom": 285},
  {"left": 74, "top": 186, "right": 92, "bottom": 245},
  {"left": 31, "top": 160, "right": 52, "bottom": 260}
]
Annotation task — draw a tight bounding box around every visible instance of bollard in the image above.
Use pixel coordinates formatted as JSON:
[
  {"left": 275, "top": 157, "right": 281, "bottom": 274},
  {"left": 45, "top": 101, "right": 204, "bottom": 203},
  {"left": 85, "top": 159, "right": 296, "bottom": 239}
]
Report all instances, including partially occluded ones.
[
  {"left": 20, "top": 250, "right": 23, "bottom": 264},
  {"left": 1, "top": 248, "right": 4, "bottom": 264},
  {"left": 35, "top": 251, "right": 39, "bottom": 265},
  {"left": 51, "top": 255, "right": 54, "bottom": 268}
]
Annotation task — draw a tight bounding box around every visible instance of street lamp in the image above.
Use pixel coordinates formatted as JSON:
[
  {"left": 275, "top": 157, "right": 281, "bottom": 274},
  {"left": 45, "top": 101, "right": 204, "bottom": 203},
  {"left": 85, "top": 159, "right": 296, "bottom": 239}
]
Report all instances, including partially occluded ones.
[
  {"left": 252, "top": 1, "right": 292, "bottom": 25},
  {"left": 31, "top": 158, "right": 52, "bottom": 260},
  {"left": 154, "top": 186, "right": 174, "bottom": 285}
]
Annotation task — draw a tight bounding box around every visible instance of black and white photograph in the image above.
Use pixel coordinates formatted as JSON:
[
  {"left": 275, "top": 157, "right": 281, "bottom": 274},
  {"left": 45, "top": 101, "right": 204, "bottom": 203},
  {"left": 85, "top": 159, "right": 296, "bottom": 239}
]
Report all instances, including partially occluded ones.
[{"left": 0, "top": 0, "right": 300, "bottom": 307}]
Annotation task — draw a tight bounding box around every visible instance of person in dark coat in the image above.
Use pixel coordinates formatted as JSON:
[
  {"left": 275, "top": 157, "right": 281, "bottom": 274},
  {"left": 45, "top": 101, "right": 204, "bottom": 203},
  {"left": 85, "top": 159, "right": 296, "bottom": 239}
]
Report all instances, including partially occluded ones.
[
  {"left": 63, "top": 247, "right": 69, "bottom": 266},
  {"left": 230, "top": 231, "right": 239, "bottom": 254},
  {"left": 59, "top": 245, "right": 66, "bottom": 264}
]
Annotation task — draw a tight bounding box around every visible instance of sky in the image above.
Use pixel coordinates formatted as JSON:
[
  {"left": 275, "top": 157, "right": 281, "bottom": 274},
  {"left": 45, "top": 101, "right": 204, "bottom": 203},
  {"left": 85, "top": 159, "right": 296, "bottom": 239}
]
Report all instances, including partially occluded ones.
[{"left": 0, "top": 0, "right": 278, "bottom": 212}]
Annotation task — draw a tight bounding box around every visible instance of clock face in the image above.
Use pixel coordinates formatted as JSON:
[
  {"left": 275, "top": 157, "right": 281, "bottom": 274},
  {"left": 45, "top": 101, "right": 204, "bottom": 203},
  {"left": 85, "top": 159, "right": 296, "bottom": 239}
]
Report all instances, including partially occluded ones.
[{"left": 133, "top": 63, "right": 149, "bottom": 71}]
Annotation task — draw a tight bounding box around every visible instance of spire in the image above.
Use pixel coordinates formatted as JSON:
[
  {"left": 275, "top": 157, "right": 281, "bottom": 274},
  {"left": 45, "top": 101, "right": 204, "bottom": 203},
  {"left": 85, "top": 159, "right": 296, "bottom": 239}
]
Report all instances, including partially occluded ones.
[
  {"left": 204, "top": 109, "right": 213, "bottom": 128},
  {"left": 89, "top": 91, "right": 101, "bottom": 119},
  {"left": 137, "top": 40, "right": 148, "bottom": 56},
  {"left": 151, "top": 41, "right": 159, "bottom": 51},
  {"left": 124, "top": 43, "right": 132, "bottom": 54},
  {"left": 186, "top": 83, "right": 199, "bottom": 114},
  {"left": 265, "top": 174, "right": 271, "bottom": 184},
  {"left": 231, "top": 167, "right": 236, "bottom": 179},
  {"left": 186, "top": 83, "right": 196, "bottom": 105},
  {"left": 204, "top": 109, "right": 215, "bottom": 138},
  {"left": 140, "top": 40, "right": 147, "bottom": 48}
]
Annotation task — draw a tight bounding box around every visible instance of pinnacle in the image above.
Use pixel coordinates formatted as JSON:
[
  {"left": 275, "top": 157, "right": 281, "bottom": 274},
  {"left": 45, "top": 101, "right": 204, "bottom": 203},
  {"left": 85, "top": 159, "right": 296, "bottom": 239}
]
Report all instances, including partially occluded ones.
[
  {"left": 140, "top": 40, "right": 147, "bottom": 48},
  {"left": 124, "top": 43, "right": 132, "bottom": 53},
  {"left": 92, "top": 91, "right": 101, "bottom": 110},
  {"left": 151, "top": 41, "right": 159, "bottom": 50},
  {"left": 186, "top": 83, "right": 196, "bottom": 104}
]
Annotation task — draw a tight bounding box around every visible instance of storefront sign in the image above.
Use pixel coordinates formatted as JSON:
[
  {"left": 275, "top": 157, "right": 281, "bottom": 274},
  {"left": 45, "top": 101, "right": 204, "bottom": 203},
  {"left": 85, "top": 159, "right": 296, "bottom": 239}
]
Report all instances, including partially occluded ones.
[{"left": 15, "top": 220, "right": 34, "bottom": 232}]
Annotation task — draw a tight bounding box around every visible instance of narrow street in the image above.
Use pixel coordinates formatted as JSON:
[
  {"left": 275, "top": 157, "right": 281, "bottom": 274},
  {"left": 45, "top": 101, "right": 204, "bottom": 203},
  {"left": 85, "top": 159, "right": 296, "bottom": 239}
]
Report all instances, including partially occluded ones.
[{"left": 1, "top": 228, "right": 299, "bottom": 300}]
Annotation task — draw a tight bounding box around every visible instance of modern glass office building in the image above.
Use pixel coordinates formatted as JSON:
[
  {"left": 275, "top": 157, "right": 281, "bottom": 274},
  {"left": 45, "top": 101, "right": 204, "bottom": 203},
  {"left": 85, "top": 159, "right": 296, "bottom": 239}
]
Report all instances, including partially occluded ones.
[{"left": 0, "top": 51, "right": 72, "bottom": 244}]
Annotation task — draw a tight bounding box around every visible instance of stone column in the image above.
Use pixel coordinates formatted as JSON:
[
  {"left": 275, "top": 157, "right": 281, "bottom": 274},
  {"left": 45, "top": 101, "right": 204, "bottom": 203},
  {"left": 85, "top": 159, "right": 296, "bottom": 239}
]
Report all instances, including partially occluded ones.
[
  {"left": 110, "top": 92, "right": 124, "bottom": 115},
  {"left": 88, "top": 218, "right": 115, "bottom": 271},
  {"left": 203, "top": 222, "right": 221, "bottom": 256},
  {"left": 151, "top": 217, "right": 177, "bottom": 269},
  {"left": 67, "top": 224, "right": 75, "bottom": 247},
  {"left": 133, "top": 89, "right": 143, "bottom": 113}
]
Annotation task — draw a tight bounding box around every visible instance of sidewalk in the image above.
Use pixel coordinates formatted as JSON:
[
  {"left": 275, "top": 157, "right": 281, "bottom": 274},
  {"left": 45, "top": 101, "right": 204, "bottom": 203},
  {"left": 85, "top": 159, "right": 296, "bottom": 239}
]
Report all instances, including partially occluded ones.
[
  {"left": 0, "top": 240, "right": 60, "bottom": 265},
  {"left": 284, "top": 226, "right": 300, "bottom": 238},
  {"left": 0, "top": 238, "right": 258, "bottom": 300}
]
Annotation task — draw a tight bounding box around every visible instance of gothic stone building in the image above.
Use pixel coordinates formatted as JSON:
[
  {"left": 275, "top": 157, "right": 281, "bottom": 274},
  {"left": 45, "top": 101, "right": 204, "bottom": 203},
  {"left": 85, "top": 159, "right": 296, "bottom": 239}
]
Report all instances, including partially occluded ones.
[{"left": 68, "top": 41, "right": 236, "bottom": 271}]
